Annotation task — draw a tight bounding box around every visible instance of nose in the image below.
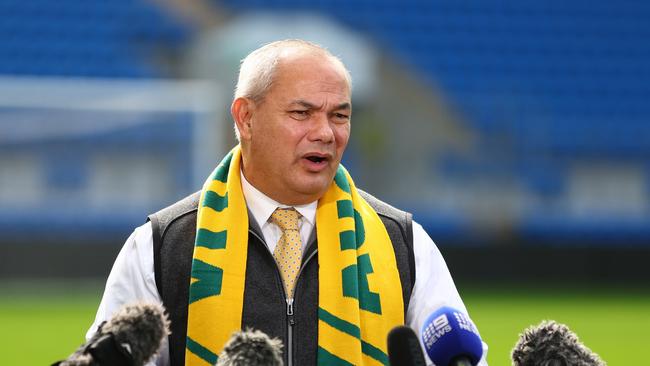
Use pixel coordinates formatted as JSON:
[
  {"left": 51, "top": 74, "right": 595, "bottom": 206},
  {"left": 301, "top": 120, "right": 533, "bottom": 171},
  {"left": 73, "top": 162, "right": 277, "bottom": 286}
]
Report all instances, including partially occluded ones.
[{"left": 308, "top": 112, "right": 334, "bottom": 143}]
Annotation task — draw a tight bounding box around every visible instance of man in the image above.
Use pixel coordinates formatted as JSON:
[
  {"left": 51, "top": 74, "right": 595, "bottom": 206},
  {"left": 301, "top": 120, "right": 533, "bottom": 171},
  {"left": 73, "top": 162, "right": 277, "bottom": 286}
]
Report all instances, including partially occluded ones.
[{"left": 88, "top": 39, "right": 488, "bottom": 366}]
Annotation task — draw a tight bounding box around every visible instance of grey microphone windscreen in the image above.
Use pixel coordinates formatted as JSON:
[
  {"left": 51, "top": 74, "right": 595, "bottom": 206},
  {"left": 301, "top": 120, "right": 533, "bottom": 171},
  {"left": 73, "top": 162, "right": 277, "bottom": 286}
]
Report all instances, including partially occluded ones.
[
  {"left": 216, "top": 328, "right": 283, "bottom": 366},
  {"left": 101, "top": 302, "right": 170, "bottom": 365},
  {"left": 511, "top": 320, "right": 605, "bottom": 366},
  {"left": 58, "top": 302, "right": 170, "bottom": 366}
]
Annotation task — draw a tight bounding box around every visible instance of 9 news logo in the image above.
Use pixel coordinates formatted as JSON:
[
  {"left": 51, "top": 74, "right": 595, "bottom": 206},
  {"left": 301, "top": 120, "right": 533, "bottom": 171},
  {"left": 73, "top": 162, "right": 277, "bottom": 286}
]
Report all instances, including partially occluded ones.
[
  {"left": 422, "top": 313, "right": 452, "bottom": 348},
  {"left": 422, "top": 310, "right": 480, "bottom": 348},
  {"left": 454, "top": 311, "right": 479, "bottom": 335}
]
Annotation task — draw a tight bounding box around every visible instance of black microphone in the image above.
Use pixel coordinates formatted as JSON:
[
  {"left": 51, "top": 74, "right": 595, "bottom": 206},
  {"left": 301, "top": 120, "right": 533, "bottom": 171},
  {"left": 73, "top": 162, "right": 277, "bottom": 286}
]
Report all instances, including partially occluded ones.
[
  {"left": 54, "top": 302, "right": 170, "bottom": 366},
  {"left": 216, "top": 328, "right": 283, "bottom": 366},
  {"left": 511, "top": 320, "right": 605, "bottom": 366},
  {"left": 387, "top": 325, "right": 427, "bottom": 366}
]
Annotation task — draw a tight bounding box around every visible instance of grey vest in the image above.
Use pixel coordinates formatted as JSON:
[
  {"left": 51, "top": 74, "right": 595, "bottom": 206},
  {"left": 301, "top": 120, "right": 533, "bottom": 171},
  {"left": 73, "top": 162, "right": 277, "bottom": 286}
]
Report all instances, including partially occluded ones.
[{"left": 148, "top": 190, "right": 415, "bottom": 366}]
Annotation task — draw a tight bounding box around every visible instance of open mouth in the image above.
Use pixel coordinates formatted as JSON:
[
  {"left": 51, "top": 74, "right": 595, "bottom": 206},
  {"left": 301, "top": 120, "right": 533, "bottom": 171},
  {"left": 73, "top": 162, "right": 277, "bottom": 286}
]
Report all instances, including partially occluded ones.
[
  {"left": 302, "top": 153, "right": 331, "bottom": 170},
  {"left": 306, "top": 156, "right": 326, "bottom": 163}
]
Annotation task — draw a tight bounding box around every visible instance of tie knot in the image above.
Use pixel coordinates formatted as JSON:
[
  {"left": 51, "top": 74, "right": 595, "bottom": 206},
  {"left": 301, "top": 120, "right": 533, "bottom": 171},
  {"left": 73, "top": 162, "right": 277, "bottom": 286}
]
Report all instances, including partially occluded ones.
[{"left": 271, "top": 208, "right": 301, "bottom": 232}]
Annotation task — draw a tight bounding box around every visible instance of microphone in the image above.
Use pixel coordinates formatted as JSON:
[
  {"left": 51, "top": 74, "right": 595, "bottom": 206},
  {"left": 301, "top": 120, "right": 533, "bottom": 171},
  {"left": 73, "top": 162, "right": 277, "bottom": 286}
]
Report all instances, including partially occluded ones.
[
  {"left": 216, "top": 328, "right": 283, "bottom": 366},
  {"left": 55, "top": 302, "right": 170, "bottom": 366},
  {"left": 387, "top": 325, "right": 427, "bottom": 366},
  {"left": 511, "top": 320, "right": 605, "bottom": 366},
  {"left": 421, "top": 306, "right": 483, "bottom": 366}
]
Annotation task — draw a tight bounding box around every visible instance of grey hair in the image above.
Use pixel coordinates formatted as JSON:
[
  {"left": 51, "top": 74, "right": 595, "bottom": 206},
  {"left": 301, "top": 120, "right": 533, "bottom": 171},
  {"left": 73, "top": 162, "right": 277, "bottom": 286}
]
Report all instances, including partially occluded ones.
[{"left": 232, "top": 39, "right": 352, "bottom": 140}]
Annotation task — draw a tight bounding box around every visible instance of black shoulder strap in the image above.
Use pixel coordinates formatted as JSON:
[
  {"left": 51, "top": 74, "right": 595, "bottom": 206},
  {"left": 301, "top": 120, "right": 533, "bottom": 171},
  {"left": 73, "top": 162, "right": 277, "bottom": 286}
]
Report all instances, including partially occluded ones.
[
  {"left": 404, "top": 211, "right": 415, "bottom": 289},
  {"left": 388, "top": 208, "right": 415, "bottom": 290},
  {"left": 147, "top": 214, "right": 164, "bottom": 299},
  {"left": 147, "top": 191, "right": 201, "bottom": 300}
]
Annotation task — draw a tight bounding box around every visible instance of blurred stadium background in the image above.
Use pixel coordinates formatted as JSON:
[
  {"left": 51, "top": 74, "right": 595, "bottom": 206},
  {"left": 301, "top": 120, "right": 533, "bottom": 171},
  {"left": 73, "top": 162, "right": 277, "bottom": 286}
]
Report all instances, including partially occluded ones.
[{"left": 1, "top": 0, "right": 649, "bottom": 364}]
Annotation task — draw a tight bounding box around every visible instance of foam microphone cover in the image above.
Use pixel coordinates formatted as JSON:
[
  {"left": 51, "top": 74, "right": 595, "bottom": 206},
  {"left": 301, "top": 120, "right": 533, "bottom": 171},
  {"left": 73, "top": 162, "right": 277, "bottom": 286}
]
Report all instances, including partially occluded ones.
[
  {"left": 421, "top": 306, "right": 483, "bottom": 366},
  {"left": 511, "top": 320, "right": 605, "bottom": 366},
  {"left": 216, "top": 328, "right": 283, "bottom": 366},
  {"left": 57, "top": 302, "right": 170, "bottom": 366},
  {"left": 387, "top": 325, "right": 427, "bottom": 366}
]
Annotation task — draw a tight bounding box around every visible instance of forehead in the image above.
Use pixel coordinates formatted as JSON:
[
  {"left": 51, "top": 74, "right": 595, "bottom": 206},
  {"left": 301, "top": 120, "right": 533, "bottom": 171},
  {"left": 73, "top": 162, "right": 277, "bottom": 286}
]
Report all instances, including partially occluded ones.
[{"left": 269, "top": 52, "right": 351, "bottom": 101}]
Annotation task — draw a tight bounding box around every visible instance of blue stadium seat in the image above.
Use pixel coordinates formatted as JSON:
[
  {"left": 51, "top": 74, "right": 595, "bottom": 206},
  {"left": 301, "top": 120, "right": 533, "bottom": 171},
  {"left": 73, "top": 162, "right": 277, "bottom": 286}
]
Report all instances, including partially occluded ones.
[{"left": 0, "top": 0, "right": 190, "bottom": 77}]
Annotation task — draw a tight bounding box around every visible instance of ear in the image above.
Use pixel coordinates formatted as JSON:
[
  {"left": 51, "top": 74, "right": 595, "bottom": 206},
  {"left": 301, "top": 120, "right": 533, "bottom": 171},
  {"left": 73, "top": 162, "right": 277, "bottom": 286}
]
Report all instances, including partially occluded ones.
[{"left": 231, "top": 97, "right": 254, "bottom": 141}]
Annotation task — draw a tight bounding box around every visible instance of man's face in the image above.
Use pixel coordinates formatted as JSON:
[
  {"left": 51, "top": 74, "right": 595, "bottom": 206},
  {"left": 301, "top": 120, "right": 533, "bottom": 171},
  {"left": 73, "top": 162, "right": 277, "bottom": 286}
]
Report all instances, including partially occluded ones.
[{"left": 237, "top": 53, "right": 351, "bottom": 205}]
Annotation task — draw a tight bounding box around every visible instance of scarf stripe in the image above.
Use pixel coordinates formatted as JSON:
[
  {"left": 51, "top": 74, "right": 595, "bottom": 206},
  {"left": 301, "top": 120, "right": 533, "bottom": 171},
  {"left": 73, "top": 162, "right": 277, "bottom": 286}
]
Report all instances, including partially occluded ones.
[
  {"left": 318, "top": 347, "right": 355, "bottom": 366},
  {"left": 186, "top": 146, "right": 404, "bottom": 365},
  {"left": 318, "top": 308, "right": 389, "bottom": 364},
  {"left": 186, "top": 336, "right": 218, "bottom": 365}
]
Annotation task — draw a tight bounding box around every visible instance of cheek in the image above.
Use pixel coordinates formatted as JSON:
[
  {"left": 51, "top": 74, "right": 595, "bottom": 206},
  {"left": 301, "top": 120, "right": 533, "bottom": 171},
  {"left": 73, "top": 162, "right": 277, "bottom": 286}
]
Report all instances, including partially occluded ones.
[
  {"left": 334, "top": 124, "right": 351, "bottom": 150},
  {"left": 257, "top": 116, "right": 292, "bottom": 147},
  {"left": 271, "top": 124, "right": 305, "bottom": 161}
]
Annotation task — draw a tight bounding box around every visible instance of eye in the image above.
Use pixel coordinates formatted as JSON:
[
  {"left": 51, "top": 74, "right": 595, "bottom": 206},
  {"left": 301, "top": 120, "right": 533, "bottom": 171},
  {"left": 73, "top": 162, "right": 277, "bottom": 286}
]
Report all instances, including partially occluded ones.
[
  {"left": 290, "top": 110, "right": 309, "bottom": 120},
  {"left": 333, "top": 113, "right": 350, "bottom": 122}
]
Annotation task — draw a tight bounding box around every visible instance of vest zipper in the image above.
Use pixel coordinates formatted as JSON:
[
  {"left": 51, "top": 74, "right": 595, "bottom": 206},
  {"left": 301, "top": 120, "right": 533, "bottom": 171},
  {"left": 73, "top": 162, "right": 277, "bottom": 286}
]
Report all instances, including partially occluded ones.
[
  {"left": 249, "top": 229, "right": 319, "bottom": 366},
  {"left": 287, "top": 248, "right": 317, "bottom": 366},
  {"left": 249, "top": 229, "right": 293, "bottom": 365},
  {"left": 286, "top": 298, "right": 294, "bottom": 366}
]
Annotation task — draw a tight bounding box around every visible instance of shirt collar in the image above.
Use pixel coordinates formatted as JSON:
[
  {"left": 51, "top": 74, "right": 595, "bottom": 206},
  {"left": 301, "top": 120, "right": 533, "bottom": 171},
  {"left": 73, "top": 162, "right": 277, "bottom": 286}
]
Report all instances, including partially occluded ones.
[{"left": 240, "top": 169, "right": 317, "bottom": 227}]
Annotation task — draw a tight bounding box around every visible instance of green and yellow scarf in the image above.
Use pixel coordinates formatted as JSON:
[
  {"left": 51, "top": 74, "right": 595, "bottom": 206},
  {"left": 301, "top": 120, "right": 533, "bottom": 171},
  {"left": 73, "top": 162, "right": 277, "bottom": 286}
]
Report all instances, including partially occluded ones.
[{"left": 186, "top": 145, "right": 404, "bottom": 366}]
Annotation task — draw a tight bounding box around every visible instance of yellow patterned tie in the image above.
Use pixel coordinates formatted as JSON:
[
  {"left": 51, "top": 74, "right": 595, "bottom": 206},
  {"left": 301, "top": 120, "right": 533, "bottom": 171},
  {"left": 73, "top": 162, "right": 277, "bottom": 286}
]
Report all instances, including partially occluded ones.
[{"left": 270, "top": 208, "right": 302, "bottom": 299}]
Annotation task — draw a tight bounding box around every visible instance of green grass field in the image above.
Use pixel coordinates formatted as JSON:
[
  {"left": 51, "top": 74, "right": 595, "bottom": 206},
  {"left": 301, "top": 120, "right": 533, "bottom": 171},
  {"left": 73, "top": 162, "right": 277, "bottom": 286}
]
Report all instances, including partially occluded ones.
[
  {"left": 1, "top": 280, "right": 647, "bottom": 365},
  {"left": 462, "top": 285, "right": 650, "bottom": 365},
  {"left": 0, "top": 280, "right": 105, "bottom": 366}
]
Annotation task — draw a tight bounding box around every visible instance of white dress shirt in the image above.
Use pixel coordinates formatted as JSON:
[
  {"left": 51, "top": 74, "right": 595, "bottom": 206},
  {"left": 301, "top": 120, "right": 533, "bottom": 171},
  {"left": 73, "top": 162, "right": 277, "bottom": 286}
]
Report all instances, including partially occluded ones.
[
  {"left": 87, "top": 171, "right": 488, "bottom": 365},
  {"left": 240, "top": 170, "right": 316, "bottom": 255}
]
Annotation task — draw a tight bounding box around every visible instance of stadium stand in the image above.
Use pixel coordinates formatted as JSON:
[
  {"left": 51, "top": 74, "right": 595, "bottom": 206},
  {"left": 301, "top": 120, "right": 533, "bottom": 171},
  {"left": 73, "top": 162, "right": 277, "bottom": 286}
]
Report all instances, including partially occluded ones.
[
  {"left": 1, "top": 0, "right": 649, "bottom": 245},
  {"left": 215, "top": 0, "right": 650, "bottom": 244},
  {"left": 0, "top": 0, "right": 190, "bottom": 77}
]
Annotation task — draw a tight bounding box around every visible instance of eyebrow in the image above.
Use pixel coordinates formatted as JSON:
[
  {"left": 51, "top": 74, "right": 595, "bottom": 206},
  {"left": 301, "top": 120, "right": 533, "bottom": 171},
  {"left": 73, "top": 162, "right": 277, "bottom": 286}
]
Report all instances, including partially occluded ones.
[{"left": 291, "top": 100, "right": 351, "bottom": 111}]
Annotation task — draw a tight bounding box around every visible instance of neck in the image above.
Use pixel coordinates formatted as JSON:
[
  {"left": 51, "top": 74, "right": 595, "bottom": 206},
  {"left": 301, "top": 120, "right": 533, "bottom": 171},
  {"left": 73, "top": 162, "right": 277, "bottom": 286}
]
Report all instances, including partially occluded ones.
[{"left": 240, "top": 167, "right": 320, "bottom": 206}]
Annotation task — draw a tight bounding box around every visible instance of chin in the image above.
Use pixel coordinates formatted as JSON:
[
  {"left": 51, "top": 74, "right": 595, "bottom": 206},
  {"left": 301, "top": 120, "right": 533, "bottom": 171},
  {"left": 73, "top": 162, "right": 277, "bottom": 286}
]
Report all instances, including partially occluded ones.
[{"left": 292, "top": 180, "right": 331, "bottom": 201}]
